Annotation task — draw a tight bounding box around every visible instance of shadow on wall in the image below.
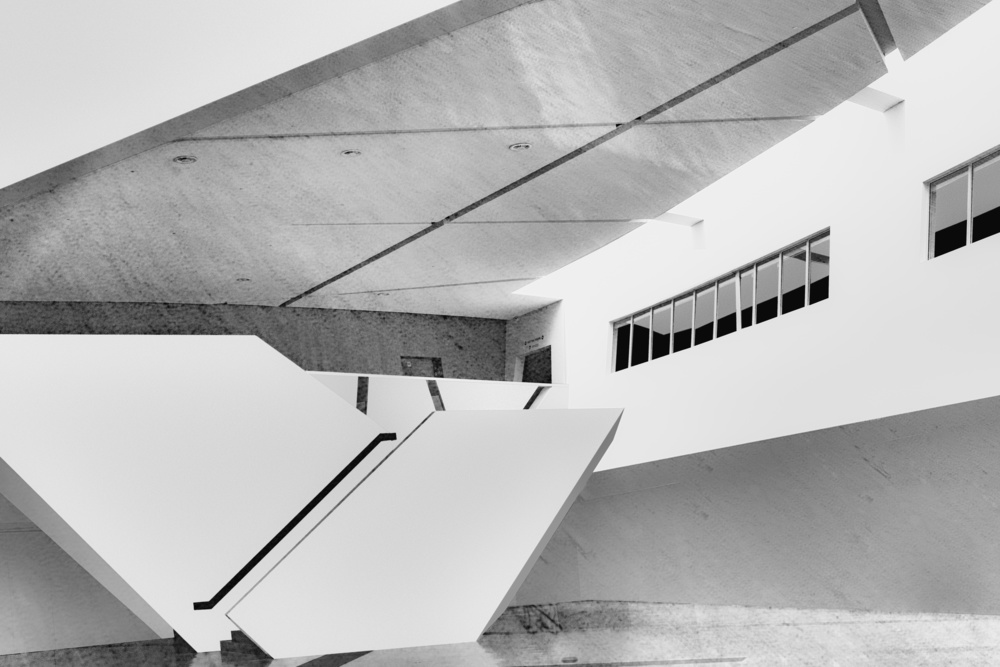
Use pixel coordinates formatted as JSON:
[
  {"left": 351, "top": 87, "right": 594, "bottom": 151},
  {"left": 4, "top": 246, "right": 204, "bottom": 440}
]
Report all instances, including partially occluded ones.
[{"left": 514, "top": 392, "right": 1000, "bottom": 616}]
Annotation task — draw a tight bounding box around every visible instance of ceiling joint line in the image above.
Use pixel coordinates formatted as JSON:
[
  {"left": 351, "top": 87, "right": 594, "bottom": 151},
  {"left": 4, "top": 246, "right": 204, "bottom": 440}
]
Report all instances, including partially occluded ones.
[
  {"left": 278, "top": 4, "right": 858, "bottom": 307},
  {"left": 329, "top": 277, "right": 539, "bottom": 297},
  {"left": 279, "top": 223, "right": 443, "bottom": 306},
  {"left": 290, "top": 219, "right": 635, "bottom": 226},
  {"left": 179, "top": 115, "right": 816, "bottom": 142},
  {"left": 856, "top": 0, "right": 898, "bottom": 55}
]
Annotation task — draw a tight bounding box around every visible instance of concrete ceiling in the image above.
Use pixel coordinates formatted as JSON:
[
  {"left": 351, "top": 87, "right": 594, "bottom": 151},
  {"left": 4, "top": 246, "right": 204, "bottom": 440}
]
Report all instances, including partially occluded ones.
[{"left": 0, "top": 0, "right": 984, "bottom": 319}]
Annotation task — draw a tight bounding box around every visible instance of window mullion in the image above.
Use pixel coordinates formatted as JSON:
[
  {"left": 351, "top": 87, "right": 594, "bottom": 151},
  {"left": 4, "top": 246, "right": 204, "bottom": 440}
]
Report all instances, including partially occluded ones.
[{"left": 967, "top": 163, "right": 974, "bottom": 246}]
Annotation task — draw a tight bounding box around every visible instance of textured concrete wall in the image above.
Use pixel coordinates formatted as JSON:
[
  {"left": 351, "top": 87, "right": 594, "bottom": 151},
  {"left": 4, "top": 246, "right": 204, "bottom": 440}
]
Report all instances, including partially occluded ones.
[
  {"left": 514, "top": 394, "right": 1000, "bottom": 616},
  {"left": 0, "top": 301, "right": 506, "bottom": 379},
  {"left": 505, "top": 301, "right": 565, "bottom": 383},
  {"left": 0, "top": 494, "right": 157, "bottom": 655}
]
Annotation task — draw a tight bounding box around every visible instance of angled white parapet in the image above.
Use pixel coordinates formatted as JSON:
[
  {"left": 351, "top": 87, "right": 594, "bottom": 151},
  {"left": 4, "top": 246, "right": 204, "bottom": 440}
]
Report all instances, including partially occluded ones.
[
  {"left": 434, "top": 378, "right": 540, "bottom": 410},
  {"left": 0, "top": 336, "right": 382, "bottom": 652},
  {"left": 229, "top": 408, "right": 622, "bottom": 658}
]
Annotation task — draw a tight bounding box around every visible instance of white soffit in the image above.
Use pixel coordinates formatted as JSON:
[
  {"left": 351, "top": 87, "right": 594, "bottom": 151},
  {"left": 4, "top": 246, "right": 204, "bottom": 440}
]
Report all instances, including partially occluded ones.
[{"left": 228, "top": 408, "right": 622, "bottom": 658}]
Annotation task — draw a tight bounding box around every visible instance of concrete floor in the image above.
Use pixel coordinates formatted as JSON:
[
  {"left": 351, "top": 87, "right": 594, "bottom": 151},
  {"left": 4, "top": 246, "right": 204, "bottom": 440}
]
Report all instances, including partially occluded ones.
[{"left": 3, "top": 601, "right": 999, "bottom": 666}]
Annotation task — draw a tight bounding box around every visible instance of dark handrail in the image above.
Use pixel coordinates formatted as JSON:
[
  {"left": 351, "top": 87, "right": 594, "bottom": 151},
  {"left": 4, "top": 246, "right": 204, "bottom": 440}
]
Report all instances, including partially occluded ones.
[
  {"left": 193, "top": 432, "right": 396, "bottom": 610},
  {"left": 523, "top": 386, "right": 549, "bottom": 409}
]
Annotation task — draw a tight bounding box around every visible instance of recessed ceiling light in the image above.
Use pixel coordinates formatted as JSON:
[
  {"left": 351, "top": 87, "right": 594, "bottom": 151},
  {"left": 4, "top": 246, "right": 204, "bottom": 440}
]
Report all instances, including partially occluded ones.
[
  {"left": 236, "top": 278, "right": 251, "bottom": 282},
  {"left": 376, "top": 291, "right": 391, "bottom": 296},
  {"left": 560, "top": 658, "right": 578, "bottom": 664},
  {"left": 508, "top": 142, "right": 532, "bottom": 151},
  {"left": 341, "top": 149, "right": 362, "bottom": 157},
  {"left": 172, "top": 155, "right": 197, "bottom": 164}
]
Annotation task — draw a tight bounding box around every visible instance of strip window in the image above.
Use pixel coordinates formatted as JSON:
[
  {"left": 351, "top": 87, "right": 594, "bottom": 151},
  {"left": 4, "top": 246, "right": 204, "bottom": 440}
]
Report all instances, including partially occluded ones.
[
  {"left": 929, "top": 148, "right": 1000, "bottom": 258},
  {"left": 612, "top": 229, "right": 830, "bottom": 372}
]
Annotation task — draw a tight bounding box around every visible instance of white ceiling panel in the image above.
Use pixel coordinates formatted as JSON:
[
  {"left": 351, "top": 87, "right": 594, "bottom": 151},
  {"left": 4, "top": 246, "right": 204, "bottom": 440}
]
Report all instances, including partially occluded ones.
[
  {"left": 292, "top": 221, "right": 641, "bottom": 316},
  {"left": 293, "top": 279, "right": 554, "bottom": 320},
  {"left": 653, "top": 11, "right": 885, "bottom": 121},
  {"left": 0, "top": 0, "right": 950, "bottom": 319},
  {"left": 879, "top": 0, "right": 991, "bottom": 58},
  {"left": 191, "top": 0, "right": 851, "bottom": 137},
  {"left": 453, "top": 120, "right": 809, "bottom": 223}
]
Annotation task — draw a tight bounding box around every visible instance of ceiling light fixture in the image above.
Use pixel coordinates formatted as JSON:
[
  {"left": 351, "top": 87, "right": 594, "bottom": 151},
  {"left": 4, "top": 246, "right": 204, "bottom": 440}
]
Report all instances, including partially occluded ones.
[
  {"left": 508, "top": 142, "right": 532, "bottom": 151},
  {"left": 172, "top": 155, "right": 197, "bottom": 164},
  {"left": 341, "top": 149, "right": 362, "bottom": 157},
  {"left": 236, "top": 278, "right": 251, "bottom": 282},
  {"left": 376, "top": 291, "right": 391, "bottom": 296}
]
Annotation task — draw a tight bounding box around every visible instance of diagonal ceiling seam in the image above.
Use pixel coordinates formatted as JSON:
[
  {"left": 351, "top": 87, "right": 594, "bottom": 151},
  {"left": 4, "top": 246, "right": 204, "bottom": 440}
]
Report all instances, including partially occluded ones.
[
  {"left": 278, "top": 3, "right": 861, "bottom": 308},
  {"left": 180, "top": 115, "right": 817, "bottom": 142}
]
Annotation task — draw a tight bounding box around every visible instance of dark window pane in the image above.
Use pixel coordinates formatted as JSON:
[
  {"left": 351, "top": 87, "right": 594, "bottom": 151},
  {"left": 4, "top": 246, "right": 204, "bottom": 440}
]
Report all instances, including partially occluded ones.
[
  {"left": 717, "top": 276, "right": 737, "bottom": 337},
  {"left": 930, "top": 169, "right": 968, "bottom": 257},
  {"left": 809, "top": 235, "right": 830, "bottom": 304},
  {"left": 652, "top": 304, "right": 671, "bottom": 359},
  {"left": 781, "top": 244, "right": 807, "bottom": 314},
  {"left": 631, "top": 311, "right": 650, "bottom": 366},
  {"left": 973, "top": 154, "right": 1000, "bottom": 243},
  {"left": 614, "top": 321, "right": 630, "bottom": 371},
  {"left": 694, "top": 286, "right": 715, "bottom": 345},
  {"left": 673, "top": 296, "right": 693, "bottom": 353},
  {"left": 740, "top": 270, "right": 754, "bottom": 329},
  {"left": 755, "top": 257, "right": 779, "bottom": 323}
]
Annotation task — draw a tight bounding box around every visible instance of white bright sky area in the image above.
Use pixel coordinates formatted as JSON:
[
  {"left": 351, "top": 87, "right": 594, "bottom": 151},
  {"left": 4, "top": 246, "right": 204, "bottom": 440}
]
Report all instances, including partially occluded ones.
[{"left": 0, "top": 0, "right": 456, "bottom": 190}]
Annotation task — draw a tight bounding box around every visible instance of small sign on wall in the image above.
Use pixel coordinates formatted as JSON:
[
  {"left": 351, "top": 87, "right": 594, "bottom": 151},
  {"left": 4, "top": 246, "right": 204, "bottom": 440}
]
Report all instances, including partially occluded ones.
[{"left": 523, "top": 335, "right": 545, "bottom": 352}]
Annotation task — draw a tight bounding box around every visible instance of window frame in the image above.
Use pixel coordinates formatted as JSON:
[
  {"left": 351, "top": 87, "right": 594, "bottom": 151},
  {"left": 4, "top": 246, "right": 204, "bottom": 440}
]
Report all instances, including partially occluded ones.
[
  {"left": 927, "top": 145, "right": 1000, "bottom": 259},
  {"left": 610, "top": 228, "right": 830, "bottom": 373}
]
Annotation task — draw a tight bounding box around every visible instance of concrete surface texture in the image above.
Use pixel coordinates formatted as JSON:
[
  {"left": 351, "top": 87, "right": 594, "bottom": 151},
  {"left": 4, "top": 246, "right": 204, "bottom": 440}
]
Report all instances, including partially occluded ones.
[
  {"left": 0, "top": 301, "right": 506, "bottom": 379},
  {"left": 0, "top": 0, "right": 906, "bottom": 319},
  {"left": 513, "top": 393, "right": 1000, "bottom": 617},
  {"left": 4, "top": 600, "right": 997, "bottom": 666}
]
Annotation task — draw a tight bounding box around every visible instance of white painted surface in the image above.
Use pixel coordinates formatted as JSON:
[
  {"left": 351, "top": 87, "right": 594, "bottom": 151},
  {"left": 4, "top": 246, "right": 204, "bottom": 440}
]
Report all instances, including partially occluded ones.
[
  {"left": 520, "top": 1, "right": 1000, "bottom": 471},
  {"left": 310, "top": 371, "right": 554, "bottom": 413},
  {"left": 0, "top": 0, "right": 457, "bottom": 189},
  {"left": 0, "top": 336, "right": 381, "bottom": 652},
  {"left": 531, "top": 384, "right": 570, "bottom": 410},
  {"left": 0, "top": 519, "right": 159, "bottom": 654},
  {"left": 230, "top": 408, "right": 622, "bottom": 658},
  {"left": 310, "top": 372, "right": 358, "bottom": 406},
  {"left": 435, "top": 378, "right": 538, "bottom": 411},
  {"left": 366, "top": 375, "right": 436, "bottom": 437}
]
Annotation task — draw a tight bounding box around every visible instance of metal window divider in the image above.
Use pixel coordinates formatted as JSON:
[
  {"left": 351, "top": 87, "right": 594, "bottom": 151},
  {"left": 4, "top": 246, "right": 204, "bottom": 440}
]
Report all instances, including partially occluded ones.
[
  {"left": 648, "top": 308, "right": 654, "bottom": 358},
  {"left": 777, "top": 250, "right": 784, "bottom": 316},
  {"left": 967, "top": 163, "right": 974, "bottom": 246},
  {"left": 668, "top": 299, "right": 674, "bottom": 355},
  {"left": 805, "top": 240, "right": 812, "bottom": 306},
  {"left": 735, "top": 271, "right": 742, "bottom": 331},
  {"left": 626, "top": 315, "right": 634, "bottom": 369},
  {"left": 713, "top": 279, "right": 720, "bottom": 339}
]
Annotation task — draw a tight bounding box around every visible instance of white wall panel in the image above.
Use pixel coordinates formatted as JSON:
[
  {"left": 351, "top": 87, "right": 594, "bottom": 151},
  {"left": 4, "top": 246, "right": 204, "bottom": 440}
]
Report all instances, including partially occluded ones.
[
  {"left": 0, "top": 336, "right": 381, "bottom": 652},
  {"left": 309, "top": 372, "right": 358, "bottom": 406},
  {"left": 365, "top": 375, "right": 436, "bottom": 437},
  {"left": 229, "top": 408, "right": 622, "bottom": 658},
  {"left": 528, "top": 4, "right": 1000, "bottom": 471},
  {"left": 435, "top": 378, "right": 538, "bottom": 411}
]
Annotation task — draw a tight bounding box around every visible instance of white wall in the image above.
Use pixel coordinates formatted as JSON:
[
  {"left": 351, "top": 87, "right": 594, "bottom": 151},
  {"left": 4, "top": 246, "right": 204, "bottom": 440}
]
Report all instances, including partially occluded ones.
[
  {"left": 0, "top": 493, "right": 158, "bottom": 655},
  {"left": 229, "top": 409, "right": 622, "bottom": 658},
  {"left": 529, "top": 2, "right": 1000, "bottom": 471},
  {"left": 505, "top": 301, "right": 566, "bottom": 383},
  {"left": 0, "top": 336, "right": 382, "bottom": 652}
]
